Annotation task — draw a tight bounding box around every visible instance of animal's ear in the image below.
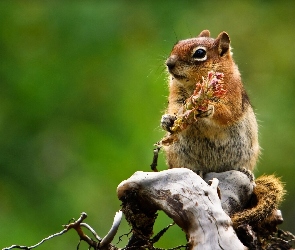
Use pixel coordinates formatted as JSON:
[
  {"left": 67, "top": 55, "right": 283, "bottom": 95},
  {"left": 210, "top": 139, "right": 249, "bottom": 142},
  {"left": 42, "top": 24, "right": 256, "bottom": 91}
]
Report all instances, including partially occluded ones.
[
  {"left": 197, "top": 30, "right": 210, "bottom": 37},
  {"left": 215, "top": 31, "right": 230, "bottom": 56}
]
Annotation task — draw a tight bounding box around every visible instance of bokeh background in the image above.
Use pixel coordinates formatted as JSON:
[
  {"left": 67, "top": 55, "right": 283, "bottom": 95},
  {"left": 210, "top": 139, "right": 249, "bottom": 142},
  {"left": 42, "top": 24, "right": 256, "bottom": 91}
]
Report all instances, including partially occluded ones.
[{"left": 1, "top": 1, "right": 294, "bottom": 249}]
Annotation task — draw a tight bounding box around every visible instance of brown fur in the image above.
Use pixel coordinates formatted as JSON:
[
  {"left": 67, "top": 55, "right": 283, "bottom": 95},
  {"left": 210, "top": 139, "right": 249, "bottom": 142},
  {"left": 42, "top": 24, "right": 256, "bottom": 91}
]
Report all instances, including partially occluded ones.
[
  {"left": 161, "top": 32, "right": 286, "bottom": 242},
  {"left": 161, "top": 30, "right": 260, "bottom": 174},
  {"left": 231, "top": 175, "right": 285, "bottom": 228}
]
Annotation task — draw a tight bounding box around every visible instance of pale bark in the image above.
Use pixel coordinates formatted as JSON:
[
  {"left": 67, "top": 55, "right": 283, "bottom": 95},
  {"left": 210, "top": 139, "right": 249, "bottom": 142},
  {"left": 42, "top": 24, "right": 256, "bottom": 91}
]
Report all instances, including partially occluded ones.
[{"left": 117, "top": 168, "right": 250, "bottom": 250}]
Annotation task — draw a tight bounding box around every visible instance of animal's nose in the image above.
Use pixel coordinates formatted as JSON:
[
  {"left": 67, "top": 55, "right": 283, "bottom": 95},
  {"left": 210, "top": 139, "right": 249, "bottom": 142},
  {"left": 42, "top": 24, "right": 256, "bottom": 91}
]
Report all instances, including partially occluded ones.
[{"left": 166, "top": 55, "right": 177, "bottom": 70}]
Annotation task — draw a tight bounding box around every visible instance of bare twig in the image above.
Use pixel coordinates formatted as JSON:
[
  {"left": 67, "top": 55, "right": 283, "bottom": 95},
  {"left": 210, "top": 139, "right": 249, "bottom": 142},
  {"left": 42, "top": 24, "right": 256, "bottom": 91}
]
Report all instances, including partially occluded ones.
[
  {"left": 3, "top": 220, "right": 74, "bottom": 250},
  {"left": 116, "top": 229, "right": 132, "bottom": 244},
  {"left": 99, "top": 210, "right": 122, "bottom": 248},
  {"left": 3, "top": 212, "right": 101, "bottom": 250},
  {"left": 80, "top": 223, "right": 102, "bottom": 241},
  {"left": 150, "top": 144, "right": 161, "bottom": 172},
  {"left": 63, "top": 212, "right": 99, "bottom": 248},
  {"left": 152, "top": 223, "right": 175, "bottom": 244}
]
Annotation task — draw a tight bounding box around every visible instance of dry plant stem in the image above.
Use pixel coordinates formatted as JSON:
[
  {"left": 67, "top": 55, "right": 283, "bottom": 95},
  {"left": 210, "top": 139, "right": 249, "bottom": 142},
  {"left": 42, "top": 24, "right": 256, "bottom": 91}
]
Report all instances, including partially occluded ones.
[
  {"left": 117, "top": 168, "right": 247, "bottom": 250},
  {"left": 163, "top": 71, "right": 226, "bottom": 142}
]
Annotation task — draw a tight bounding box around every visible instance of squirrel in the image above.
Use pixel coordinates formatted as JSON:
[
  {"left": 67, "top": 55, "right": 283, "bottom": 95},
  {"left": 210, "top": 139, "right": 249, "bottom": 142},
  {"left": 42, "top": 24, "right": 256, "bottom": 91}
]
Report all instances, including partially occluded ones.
[
  {"left": 159, "top": 30, "right": 285, "bottom": 246},
  {"left": 161, "top": 29, "right": 260, "bottom": 174}
]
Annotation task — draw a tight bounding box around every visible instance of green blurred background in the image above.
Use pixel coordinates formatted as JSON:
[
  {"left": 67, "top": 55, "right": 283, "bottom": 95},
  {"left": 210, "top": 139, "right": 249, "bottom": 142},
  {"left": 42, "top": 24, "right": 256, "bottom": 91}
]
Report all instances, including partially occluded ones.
[{"left": 1, "top": 1, "right": 294, "bottom": 248}]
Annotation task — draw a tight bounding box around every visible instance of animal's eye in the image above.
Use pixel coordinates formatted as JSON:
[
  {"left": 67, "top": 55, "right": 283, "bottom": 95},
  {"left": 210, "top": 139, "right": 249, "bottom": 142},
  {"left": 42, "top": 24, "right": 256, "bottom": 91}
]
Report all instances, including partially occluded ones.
[{"left": 192, "top": 48, "right": 207, "bottom": 60}]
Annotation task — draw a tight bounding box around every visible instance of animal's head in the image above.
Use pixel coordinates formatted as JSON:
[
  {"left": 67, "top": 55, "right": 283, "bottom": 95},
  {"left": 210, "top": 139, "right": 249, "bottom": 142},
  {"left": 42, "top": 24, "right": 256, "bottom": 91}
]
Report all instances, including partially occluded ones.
[{"left": 166, "top": 30, "right": 233, "bottom": 86}]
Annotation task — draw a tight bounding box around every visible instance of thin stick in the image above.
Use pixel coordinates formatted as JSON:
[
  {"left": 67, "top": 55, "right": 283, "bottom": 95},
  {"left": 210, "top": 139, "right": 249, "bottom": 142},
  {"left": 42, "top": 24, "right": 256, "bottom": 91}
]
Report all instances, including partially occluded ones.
[
  {"left": 99, "top": 210, "right": 122, "bottom": 247},
  {"left": 3, "top": 212, "right": 99, "bottom": 250},
  {"left": 150, "top": 144, "right": 161, "bottom": 172}
]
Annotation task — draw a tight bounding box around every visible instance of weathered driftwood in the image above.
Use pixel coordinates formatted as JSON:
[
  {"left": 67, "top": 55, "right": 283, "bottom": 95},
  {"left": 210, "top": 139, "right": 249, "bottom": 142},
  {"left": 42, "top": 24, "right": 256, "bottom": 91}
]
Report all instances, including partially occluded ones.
[
  {"left": 117, "top": 168, "right": 252, "bottom": 250},
  {"left": 4, "top": 168, "right": 293, "bottom": 250},
  {"left": 203, "top": 170, "right": 254, "bottom": 216}
]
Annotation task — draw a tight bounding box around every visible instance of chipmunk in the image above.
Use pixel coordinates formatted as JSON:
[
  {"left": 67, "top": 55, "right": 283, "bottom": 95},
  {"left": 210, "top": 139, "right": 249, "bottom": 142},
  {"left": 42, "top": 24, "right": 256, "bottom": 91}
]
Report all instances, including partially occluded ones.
[
  {"left": 161, "top": 30, "right": 260, "bottom": 175},
  {"left": 160, "top": 31, "right": 286, "bottom": 245}
]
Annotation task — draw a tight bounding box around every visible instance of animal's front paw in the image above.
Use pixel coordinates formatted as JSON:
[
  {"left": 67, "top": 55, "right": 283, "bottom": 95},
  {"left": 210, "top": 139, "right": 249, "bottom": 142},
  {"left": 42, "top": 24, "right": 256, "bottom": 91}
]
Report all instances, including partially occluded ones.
[
  {"left": 161, "top": 114, "right": 177, "bottom": 132},
  {"left": 196, "top": 104, "right": 214, "bottom": 118}
]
